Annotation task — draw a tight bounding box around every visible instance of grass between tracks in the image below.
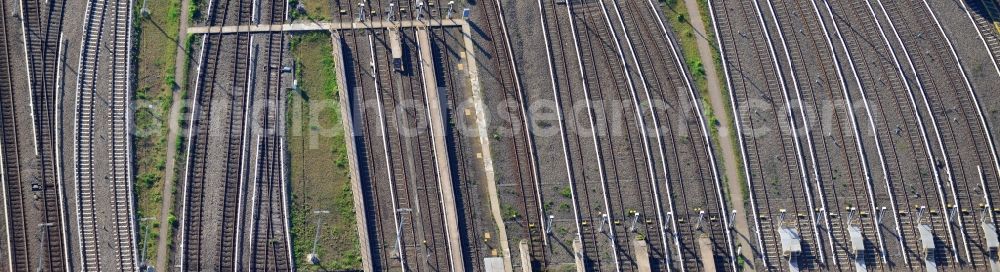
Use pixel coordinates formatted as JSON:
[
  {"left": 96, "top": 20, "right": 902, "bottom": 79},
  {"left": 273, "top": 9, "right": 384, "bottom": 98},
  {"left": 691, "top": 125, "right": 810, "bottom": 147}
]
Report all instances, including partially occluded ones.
[
  {"left": 659, "top": 0, "right": 748, "bottom": 202},
  {"left": 287, "top": 32, "right": 361, "bottom": 270},
  {"left": 289, "top": 0, "right": 331, "bottom": 21},
  {"left": 134, "top": 0, "right": 183, "bottom": 263}
]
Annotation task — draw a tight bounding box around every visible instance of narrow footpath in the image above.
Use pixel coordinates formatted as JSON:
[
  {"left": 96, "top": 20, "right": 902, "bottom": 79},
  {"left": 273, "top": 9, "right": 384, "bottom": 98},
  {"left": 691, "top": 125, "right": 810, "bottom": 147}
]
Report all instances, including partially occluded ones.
[
  {"left": 154, "top": 0, "right": 192, "bottom": 268},
  {"left": 679, "top": 0, "right": 755, "bottom": 270}
]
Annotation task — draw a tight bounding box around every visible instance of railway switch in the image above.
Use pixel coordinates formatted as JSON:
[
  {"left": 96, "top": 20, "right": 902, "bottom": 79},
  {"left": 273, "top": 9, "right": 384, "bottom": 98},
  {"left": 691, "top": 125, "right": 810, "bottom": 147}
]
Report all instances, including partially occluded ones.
[
  {"left": 387, "top": 3, "right": 395, "bottom": 21},
  {"left": 356, "top": 3, "right": 365, "bottom": 21},
  {"left": 545, "top": 215, "right": 554, "bottom": 234},
  {"left": 446, "top": 1, "right": 454, "bottom": 19},
  {"left": 629, "top": 213, "right": 640, "bottom": 232}
]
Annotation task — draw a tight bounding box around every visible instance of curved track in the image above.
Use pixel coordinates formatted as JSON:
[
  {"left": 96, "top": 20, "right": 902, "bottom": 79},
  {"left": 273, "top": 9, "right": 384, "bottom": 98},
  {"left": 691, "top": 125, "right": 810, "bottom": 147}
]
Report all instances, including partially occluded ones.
[
  {"left": 75, "top": 0, "right": 139, "bottom": 268},
  {"left": 819, "top": 0, "right": 958, "bottom": 268},
  {"left": 608, "top": 0, "right": 736, "bottom": 270},
  {"left": 876, "top": 0, "right": 1000, "bottom": 268},
  {"left": 761, "top": 0, "right": 884, "bottom": 269},
  {"left": 709, "top": 0, "right": 823, "bottom": 269}
]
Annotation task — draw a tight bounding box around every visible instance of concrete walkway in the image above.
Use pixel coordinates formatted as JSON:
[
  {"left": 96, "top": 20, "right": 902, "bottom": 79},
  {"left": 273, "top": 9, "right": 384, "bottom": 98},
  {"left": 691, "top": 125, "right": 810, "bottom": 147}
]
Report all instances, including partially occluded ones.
[
  {"left": 154, "top": 0, "right": 193, "bottom": 268},
  {"left": 679, "top": 0, "right": 755, "bottom": 270},
  {"left": 460, "top": 22, "right": 514, "bottom": 272}
]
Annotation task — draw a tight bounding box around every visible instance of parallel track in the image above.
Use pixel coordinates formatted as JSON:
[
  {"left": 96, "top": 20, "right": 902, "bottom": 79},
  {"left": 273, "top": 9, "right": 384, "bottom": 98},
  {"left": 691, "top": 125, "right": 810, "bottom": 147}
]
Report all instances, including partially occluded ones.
[
  {"left": 566, "top": 0, "right": 672, "bottom": 270},
  {"left": 761, "top": 0, "right": 884, "bottom": 269},
  {"left": 0, "top": 0, "right": 30, "bottom": 268},
  {"left": 338, "top": 16, "right": 456, "bottom": 272},
  {"left": 180, "top": 0, "right": 254, "bottom": 267},
  {"left": 338, "top": 28, "right": 398, "bottom": 271},
  {"left": 610, "top": 0, "right": 736, "bottom": 270},
  {"left": 391, "top": 26, "right": 454, "bottom": 271},
  {"left": 475, "top": 0, "right": 548, "bottom": 269},
  {"left": 877, "top": 0, "right": 1000, "bottom": 268},
  {"left": 816, "top": 0, "right": 973, "bottom": 269},
  {"left": 427, "top": 20, "right": 492, "bottom": 270},
  {"left": 536, "top": 0, "right": 602, "bottom": 269},
  {"left": 75, "top": 0, "right": 139, "bottom": 267},
  {"left": 710, "top": 0, "right": 822, "bottom": 269}
]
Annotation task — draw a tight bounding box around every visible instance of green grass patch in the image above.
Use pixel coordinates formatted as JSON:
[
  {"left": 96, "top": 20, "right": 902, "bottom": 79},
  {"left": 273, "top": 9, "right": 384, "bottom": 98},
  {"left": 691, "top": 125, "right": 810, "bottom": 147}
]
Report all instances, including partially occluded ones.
[
  {"left": 661, "top": 0, "right": 708, "bottom": 92},
  {"left": 189, "top": 0, "right": 202, "bottom": 21},
  {"left": 287, "top": 32, "right": 361, "bottom": 271},
  {"left": 133, "top": 0, "right": 183, "bottom": 262},
  {"left": 289, "top": 0, "right": 331, "bottom": 21}
]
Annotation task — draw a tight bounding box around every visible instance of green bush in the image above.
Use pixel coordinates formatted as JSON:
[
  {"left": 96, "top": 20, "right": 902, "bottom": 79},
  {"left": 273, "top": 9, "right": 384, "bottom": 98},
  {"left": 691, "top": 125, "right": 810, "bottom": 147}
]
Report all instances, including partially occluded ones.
[
  {"left": 137, "top": 172, "right": 161, "bottom": 189},
  {"left": 559, "top": 187, "right": 572, "bottom": 199}
]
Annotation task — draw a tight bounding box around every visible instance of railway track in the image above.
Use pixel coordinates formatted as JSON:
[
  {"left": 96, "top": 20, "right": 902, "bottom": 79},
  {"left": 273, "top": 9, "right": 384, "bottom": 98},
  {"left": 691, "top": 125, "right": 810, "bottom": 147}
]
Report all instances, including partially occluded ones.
[
  {"left": 710, "top": 0, "right": 824, "bottom": 269},
  {"left": 535, "top": 0, "right": 602, "bottom": 269},
  {"left": 761, "top": 0, "right": 886, "bottom": 269},
  {"left": 820, "top": 0, "right": 966, "bottom": 269},
  {"left": 338, "top": 28, "right": 398, "bottom": 271},
  {"left": 19, "top": 0, "right": 71, "bottom": 268},
  {"left": 473, "top": 0, "right": 548, "bottom": 269},
  {"left": 246, "top": 0, "right": 292, "bottom": 268},
  {"left": 962, "top": 0, "right": 1000, "bottom": 76},
  {"left": 877, "top": 0, "right": 1000, "bottom": 268},
  {"left": 608, "top": 0, "right": 737, "bottom": 270},
  {"left": 75, "top": 0, "right": 139, "bottom": 267},
  {"left": 427, "top": 20, "right": 493, "bottom": 270},
  {"left": 0, "top": 0, "right": 30, "bottom": 269},
  {"left": 180, "top": 0, "right": 254, "bottom": 268},
  {"left": 566, "top": 0, "right": 681, "bottom": 270}
]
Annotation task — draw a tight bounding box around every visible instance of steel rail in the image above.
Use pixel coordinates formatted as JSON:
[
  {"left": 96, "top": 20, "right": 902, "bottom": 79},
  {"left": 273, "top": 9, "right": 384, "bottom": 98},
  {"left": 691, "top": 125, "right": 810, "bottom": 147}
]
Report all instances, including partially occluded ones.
[{"left": 564, "top": 1, "right": 621, "bottom": 270}]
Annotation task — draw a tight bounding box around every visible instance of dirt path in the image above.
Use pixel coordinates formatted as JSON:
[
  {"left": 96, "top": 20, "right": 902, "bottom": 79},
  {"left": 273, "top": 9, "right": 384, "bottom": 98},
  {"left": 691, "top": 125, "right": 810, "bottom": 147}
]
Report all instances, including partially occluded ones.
[
  {"left": 154, "top": 0, "right": 192, "bottom": 269},
  {"left": 680, "top": 0, "right": 755, "bottom": 270}
]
